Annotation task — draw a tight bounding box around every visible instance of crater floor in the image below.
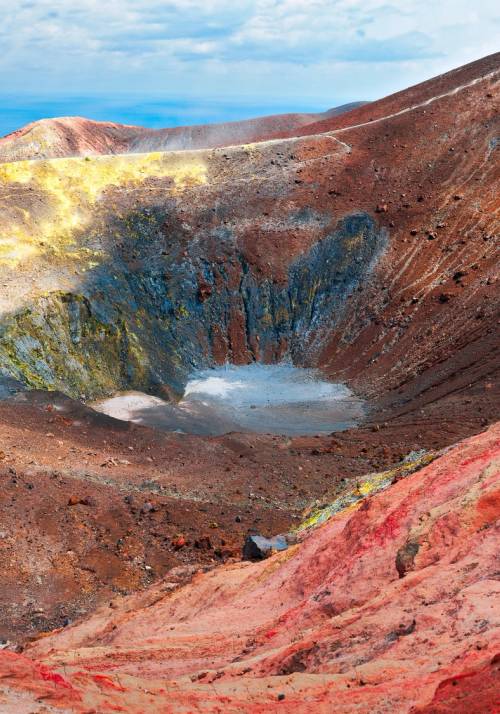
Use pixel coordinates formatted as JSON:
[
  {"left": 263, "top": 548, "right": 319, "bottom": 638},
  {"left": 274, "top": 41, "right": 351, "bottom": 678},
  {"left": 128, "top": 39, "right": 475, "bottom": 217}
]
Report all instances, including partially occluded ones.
[{"left": 92, "top": 364, "right": 365, "bottom": 436}]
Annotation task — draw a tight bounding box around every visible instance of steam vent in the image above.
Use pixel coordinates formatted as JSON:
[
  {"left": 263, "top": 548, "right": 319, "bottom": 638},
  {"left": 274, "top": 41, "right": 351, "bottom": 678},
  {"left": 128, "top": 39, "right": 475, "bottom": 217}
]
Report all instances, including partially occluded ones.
[{"left": 0, "top": 53, "right": 499, "bottom": 712}]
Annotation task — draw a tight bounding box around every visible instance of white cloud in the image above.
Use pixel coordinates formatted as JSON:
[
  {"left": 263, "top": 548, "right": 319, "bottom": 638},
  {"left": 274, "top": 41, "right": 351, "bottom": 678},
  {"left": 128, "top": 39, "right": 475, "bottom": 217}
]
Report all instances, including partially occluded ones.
[{"left": 0, "top": 0, "right": 498, "bottom": 112}]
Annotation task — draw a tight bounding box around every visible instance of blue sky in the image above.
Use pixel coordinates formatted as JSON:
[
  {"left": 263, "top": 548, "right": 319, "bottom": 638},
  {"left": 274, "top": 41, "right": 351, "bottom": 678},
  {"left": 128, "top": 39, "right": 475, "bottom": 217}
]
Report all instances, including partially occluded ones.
[{"left": 0, "top": 0, "right": 498, "bottom": 136}]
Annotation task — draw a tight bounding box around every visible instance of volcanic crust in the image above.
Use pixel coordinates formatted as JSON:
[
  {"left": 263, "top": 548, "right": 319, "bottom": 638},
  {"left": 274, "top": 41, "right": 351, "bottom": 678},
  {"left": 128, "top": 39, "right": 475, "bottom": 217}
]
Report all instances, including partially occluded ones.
[{"left": 0, "top": 52, "right": 498, "bottom": 712}]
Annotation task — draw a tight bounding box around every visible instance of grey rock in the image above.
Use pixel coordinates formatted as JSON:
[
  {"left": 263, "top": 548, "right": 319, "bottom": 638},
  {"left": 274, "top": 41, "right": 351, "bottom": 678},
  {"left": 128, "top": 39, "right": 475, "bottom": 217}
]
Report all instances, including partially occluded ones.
[{"left": 243, "top": 534, "right": 289, "bottom": 561}]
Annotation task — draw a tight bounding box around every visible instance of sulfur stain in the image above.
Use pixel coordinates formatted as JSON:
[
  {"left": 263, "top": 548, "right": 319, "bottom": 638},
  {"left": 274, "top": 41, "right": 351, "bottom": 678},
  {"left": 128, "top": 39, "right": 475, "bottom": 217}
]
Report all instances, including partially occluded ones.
[
  {"left": 297, "top": 452, "right": 436, "bottom": 532},
  {"left": 0, "top": 152, "right": 207, "bottom": 266}
]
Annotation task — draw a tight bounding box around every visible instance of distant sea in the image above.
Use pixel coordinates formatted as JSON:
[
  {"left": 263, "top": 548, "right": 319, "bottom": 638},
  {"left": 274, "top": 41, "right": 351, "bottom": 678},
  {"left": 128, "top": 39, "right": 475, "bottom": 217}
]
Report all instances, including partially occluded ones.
[{"left": 0, "top": 95, "right": 327, "bottom": 137}]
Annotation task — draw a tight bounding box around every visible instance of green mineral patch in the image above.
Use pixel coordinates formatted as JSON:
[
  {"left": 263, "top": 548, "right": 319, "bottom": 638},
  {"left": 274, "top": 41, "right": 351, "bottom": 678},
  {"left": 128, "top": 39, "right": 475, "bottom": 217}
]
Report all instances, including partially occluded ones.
[{"left": 0, "top": 292, "right": 151, "bottom": 399}]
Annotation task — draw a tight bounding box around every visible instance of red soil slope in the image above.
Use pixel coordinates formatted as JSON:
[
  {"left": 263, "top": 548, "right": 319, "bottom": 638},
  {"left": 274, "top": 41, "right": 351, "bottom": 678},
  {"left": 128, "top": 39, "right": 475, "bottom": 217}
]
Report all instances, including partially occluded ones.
[
  {"left": 283, "top": 53, "right": 500, "bottom": 138},
  {"left": 0, "top": 117, "right": 148, "bottom": 163},
  {"left": 0, "top": 371, "right": 497, "bottom": 647},
  {"left": 280, "top": 51, "right": 500, "bottom": 405},
  {"left": 1, "top": 423, "right": 498, "bottom": 712}
]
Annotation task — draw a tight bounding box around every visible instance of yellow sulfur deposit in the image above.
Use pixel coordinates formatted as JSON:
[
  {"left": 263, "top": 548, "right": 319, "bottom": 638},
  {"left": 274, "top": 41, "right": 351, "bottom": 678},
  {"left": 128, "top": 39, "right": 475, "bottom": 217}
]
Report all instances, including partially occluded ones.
[
  {"left": 297, "top": 451, "right": 436, "bottom": 532},
  {"left": 0, "top": 152, "right": 207, "bottom": 267}
]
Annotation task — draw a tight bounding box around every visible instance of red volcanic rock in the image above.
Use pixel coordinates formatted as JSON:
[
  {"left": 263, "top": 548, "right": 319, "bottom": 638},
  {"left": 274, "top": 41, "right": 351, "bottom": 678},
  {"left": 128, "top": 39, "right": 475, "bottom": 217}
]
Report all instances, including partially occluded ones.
[
  {"left": 172, "top": 535, "right": 186, "bottom": 550},
  {"left": 276, "top": 52, "right": 500, "bottom": 139},
  {"left": 0, "top": 423, "right": 496, "bottom": 712},
  {"left": 197, "top": 276, "right": 213, "bottom": 302},
  {"left": 0, "top": 117, "right": 148, "bottom": 163}
]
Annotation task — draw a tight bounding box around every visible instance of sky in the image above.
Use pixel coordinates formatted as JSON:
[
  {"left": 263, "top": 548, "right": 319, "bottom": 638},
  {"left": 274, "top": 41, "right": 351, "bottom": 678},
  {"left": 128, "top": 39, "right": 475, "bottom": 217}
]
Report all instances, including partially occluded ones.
[{"left": 0, "top": 0, "right": 498, "bottom": 136}]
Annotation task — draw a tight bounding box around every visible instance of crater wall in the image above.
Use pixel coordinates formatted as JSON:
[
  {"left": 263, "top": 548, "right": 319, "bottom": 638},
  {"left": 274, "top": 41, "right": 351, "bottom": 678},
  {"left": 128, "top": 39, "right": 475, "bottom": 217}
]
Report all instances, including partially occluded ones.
[
  {"left": 0, "top": 53, "right": 498, "bottom": 411},
  {"left": 0, "top": 211, "right": 386, "bottom": 399}
]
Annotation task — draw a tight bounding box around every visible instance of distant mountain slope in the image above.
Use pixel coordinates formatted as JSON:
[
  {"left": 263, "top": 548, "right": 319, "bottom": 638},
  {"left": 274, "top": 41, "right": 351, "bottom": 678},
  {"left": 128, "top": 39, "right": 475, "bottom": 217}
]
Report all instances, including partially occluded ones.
[
  {"left": 0, "top": 117, "right": 148, "bottom": 163},
  {"left": 1, "top": 51, "right": 498, "bottom": 165},
  {"left": 0, "top": 103, "right": 367, "bottom": 162}
]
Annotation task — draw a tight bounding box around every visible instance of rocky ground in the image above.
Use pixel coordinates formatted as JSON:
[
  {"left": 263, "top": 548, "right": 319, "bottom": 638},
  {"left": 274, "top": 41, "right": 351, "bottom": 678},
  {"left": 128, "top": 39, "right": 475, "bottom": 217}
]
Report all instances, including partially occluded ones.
[
  {"left": 0, "top": 376, "right": 497, "bottom": 647},
  {"left": 1, "top": 422, "right": 498, "bottom": 712}
]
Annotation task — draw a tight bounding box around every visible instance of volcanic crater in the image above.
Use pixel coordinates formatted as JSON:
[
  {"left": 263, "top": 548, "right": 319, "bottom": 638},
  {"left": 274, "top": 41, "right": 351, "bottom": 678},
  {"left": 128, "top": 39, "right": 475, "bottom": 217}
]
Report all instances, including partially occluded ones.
[{"left": 0, "top": 53, "right": 498, "bottom": 713}]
